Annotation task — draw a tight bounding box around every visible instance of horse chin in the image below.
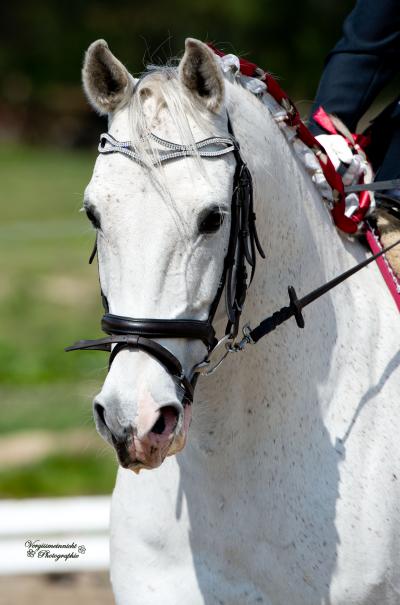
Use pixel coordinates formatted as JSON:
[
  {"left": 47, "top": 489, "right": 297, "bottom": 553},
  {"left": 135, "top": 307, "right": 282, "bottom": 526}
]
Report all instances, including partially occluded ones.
[
  {"left": 166, "top": 431, "right": 187, "bottom": 457},
  {"left": 128, "top": 458, "right": 164, "bottom": 475},
  {"left": 127, "top": 438, "right": 182, "bottom": 474}
]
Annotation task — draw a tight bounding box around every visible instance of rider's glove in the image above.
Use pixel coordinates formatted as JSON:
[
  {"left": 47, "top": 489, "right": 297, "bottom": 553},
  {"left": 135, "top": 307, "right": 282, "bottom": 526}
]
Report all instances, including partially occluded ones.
[{"left": 316, "top": 133, "right": 374, "bottom": 217}]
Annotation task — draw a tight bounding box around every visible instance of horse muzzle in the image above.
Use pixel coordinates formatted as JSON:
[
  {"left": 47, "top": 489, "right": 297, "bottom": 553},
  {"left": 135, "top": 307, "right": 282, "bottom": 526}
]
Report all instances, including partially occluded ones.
[{"left": 93, "top": 393, "right": 192, "bottom": 472}]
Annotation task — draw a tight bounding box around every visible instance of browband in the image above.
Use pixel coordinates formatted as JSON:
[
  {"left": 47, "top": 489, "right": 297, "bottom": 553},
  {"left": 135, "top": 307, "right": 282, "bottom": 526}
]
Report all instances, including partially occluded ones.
[{"left": 98, "top": 131, "right": 237, "bottom": 165}]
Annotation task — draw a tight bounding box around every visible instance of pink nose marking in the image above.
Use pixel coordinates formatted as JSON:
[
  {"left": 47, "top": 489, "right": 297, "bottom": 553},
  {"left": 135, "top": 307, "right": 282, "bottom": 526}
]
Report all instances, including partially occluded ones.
[
  {"left": 136, "top": 391, "right": 179, "bottom": 443},
  {"left": 127, "top": 405, "right": 180, "bottom": 468},
  {"left": 135, "top": 390, "right": 160, "bottom": 439}
]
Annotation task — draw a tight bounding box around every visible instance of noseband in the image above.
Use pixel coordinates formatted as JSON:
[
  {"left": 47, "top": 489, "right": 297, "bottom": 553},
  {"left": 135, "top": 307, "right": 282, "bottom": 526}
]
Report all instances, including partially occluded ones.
[{"left": 66, "top": 117, "right": 265, "bottom": 405}]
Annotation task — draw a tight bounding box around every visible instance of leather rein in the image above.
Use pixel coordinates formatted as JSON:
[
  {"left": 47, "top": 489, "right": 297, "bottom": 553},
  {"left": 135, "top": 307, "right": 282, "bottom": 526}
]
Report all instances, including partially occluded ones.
[{"left": 66, "top": 119, "right": 400, "bottom": 405}]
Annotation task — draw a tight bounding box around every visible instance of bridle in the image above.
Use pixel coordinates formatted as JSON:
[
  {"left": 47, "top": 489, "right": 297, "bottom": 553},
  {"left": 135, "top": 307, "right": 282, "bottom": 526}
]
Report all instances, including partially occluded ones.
[
  {"left": 66, "top": 118, "right": 400, "bottom": 406},
  {"left": 66, "top": 117, "right": 265, "bottom": 405}
]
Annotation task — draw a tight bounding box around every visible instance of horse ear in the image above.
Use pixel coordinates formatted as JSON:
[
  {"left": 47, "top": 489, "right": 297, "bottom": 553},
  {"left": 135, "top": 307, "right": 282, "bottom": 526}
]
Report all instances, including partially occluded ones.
[
  {"left": 82, "top": 40, "right": 134, "bottom": 115},
  {"left": 179, "top": 38, "right": 224, "bottom": 112}
]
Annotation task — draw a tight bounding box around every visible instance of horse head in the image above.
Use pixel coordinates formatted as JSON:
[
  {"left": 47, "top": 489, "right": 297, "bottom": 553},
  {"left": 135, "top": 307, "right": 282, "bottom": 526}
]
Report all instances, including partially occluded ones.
[{"left": 81, "top": 39, "right": 238, "bottom": 471}]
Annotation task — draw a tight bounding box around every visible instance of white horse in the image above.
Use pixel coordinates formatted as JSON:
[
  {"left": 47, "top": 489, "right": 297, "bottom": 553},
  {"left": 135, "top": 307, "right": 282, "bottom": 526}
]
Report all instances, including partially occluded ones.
[{"left": 80, "top": 38, "right": 400, "bottom": 604}]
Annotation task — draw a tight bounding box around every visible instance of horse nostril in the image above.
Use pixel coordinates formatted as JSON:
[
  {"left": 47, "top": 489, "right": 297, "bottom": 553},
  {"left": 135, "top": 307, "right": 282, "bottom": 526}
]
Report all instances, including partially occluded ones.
[
  {"left": 94, "top": 400, "right": 118, "bottom": 445},
  {"left": 151, "top": 414, "right": 166, "bottom": 435},
  {"left": 94, "top": 402, "right": 108, "bottom": 430},
  {"left": 150, "top": 405, "right": 179, "bottom": 436}
]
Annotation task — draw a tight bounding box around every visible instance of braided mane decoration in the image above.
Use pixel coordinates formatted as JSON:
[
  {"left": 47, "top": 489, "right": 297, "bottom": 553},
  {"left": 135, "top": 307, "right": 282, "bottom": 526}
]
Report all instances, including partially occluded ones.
[
  {"left": 209, "top": 45, "right": 400, "bottom": 302},
  {"left": 208, "top": 45, "right": 358, "bottom": 234}
]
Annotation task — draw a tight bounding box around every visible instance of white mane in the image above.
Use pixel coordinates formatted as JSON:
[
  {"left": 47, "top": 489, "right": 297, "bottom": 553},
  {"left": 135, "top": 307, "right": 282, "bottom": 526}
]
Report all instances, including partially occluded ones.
[
  {"left": 127, "top": 67, "right": 216, "bottom": 172},
  {"left": 124, "top": 58, "right": 334, "bottom": 212}
]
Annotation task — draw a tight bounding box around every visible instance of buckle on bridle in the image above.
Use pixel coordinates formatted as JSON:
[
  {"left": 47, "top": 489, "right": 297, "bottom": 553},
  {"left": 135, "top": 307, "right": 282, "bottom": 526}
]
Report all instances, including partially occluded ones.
[
  {"left": 192, "top": 333, "right": 234, "bottom": 376},
  {"left": 228, "top": 323, "right": 254, "bottom": 352},
  {"left": 192, "top": 321, "right": 255, "bottom": 376}
]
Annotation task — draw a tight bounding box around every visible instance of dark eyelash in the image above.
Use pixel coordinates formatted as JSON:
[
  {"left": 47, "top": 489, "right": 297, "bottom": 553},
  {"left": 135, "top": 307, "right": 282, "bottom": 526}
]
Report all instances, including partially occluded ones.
[{"left": 85, "top": 206, "right": 101, "bottom": 230}]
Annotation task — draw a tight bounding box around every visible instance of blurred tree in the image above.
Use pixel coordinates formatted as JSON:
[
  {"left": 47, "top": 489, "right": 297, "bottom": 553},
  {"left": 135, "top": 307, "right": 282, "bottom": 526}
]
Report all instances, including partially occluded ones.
[{"left": 0, "top": 0, "right": 365, "bottom": 145}]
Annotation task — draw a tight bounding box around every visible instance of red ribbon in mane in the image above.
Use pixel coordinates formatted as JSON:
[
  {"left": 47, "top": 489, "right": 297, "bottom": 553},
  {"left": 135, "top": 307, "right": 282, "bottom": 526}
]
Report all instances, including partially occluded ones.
[
  {"left": 207, "top": 43, "right": 358, "bottom": 234},
  {"left": 207, "top": 44, "right": 400, "bottom": 311},
  {"left": 313, "top": 106, "right": 373, "bottom": 227}
]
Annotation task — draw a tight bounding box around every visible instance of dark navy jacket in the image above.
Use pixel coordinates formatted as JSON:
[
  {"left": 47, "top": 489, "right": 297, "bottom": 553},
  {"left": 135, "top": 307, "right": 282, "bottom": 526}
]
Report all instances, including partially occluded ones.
[{"left": 308, "top": 0, "right": 400, "bottom": 178}]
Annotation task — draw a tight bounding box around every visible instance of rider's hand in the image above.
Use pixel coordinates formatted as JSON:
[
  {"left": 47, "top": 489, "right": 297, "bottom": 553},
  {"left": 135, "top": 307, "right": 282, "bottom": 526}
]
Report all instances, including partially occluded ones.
[
  {"left": 315, "top": 134, "right": 369, "bottom": 185},
  {"left": 316, "top": 133, "right": 373, "bottom": 216}
]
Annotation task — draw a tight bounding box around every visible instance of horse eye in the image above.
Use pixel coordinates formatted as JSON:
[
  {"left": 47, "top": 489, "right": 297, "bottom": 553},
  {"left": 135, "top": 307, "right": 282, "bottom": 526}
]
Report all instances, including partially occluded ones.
[
  {"left": 85, "top": 206, "right": 101, "bottom": 230},
  {"left": 198, "top": 208, "right": 225, "bottom": 234}
]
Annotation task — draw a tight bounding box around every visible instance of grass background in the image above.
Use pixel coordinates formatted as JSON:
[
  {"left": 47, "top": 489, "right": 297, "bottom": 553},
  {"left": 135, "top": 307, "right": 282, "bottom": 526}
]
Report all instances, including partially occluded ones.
[{"left": 0, "top": 143, "right": 117, "bottom": 497}]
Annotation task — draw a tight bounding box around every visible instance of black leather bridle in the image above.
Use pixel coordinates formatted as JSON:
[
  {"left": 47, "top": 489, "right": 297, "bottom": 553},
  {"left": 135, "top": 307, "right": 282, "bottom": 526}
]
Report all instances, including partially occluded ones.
[
  {"left": 66, "top": 117, "right": 265, "bottom": 405},
  {"left": 66, "top": 120, "right": 400, "bottom": 406}
]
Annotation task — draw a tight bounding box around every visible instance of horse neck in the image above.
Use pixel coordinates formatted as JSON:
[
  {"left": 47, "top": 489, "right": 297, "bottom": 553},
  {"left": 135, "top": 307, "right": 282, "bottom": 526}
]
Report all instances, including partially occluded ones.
[{"left": 189, "top": 81, "right": 348, "bottom": 452}]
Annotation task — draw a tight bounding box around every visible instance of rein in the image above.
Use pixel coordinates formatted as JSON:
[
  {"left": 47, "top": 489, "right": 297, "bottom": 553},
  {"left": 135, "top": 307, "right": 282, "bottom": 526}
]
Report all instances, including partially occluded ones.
[
  {"left": 66, "top": 53, "right": 400, "bottom": 403},
  {"left": 232, "top": 237, "right": 400, "bottom": 353}
]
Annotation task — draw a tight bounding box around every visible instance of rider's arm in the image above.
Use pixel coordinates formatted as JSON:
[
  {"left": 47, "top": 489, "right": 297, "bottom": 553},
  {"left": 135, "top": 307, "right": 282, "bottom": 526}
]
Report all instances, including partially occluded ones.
[{"left": 309, "top": 0, "right": 400, "bottom": 135}]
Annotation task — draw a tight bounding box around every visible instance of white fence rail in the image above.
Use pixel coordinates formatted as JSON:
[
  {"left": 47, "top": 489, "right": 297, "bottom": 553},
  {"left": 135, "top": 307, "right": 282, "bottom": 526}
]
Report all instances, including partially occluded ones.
[{"left": 0, "top": 496, "right": 110, "bottom": 575}]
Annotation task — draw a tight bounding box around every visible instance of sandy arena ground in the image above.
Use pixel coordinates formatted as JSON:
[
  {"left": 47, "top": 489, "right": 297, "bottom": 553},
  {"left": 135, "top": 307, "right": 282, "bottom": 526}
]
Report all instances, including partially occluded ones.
[{"left": 0, "top": 571, "right": 114, "bottom": 605}]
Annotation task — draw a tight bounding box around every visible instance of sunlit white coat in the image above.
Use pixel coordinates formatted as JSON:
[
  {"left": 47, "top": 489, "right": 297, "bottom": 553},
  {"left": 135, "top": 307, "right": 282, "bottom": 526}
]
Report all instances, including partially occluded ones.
[{"left": 82, "top": 38, "right": 400, "bottom": 605}]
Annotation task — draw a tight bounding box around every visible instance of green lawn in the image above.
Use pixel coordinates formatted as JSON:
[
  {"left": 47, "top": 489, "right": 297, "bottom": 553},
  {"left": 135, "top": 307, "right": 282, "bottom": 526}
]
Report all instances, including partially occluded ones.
[
  {"left": 0, "top": 451, "right": 117, "bottom": 498},
  {"left": 0, "top": 143, "right": 117, "bottom": 497}
]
